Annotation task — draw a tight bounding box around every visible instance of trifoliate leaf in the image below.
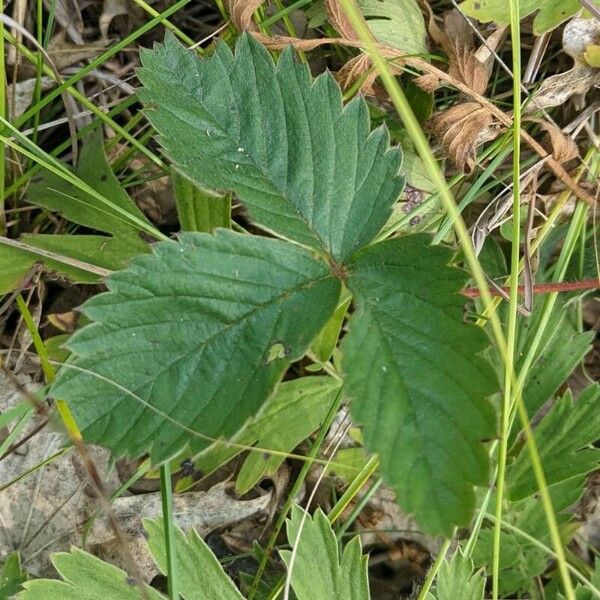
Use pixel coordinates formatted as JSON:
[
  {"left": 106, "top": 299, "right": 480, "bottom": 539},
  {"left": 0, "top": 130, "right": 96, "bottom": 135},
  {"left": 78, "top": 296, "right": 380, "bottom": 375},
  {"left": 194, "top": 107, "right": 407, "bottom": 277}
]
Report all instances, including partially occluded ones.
[
  {"left": 145, "top": 518, "right": 244, "bottom": 600},
  {"left": 138, "top": 32, "right": 404, "bottom": 262},
  {"left": 281, "top": 506, "right": 370, "bottom": 600},
  {"left": 459, "top": 0, "right": 600, "bottom": 35},
  {"left": 20, "top": 547, "right": 164, "bottom": 600},
  {"left": 342, "top": 236, "right": 497, "bottom": 535},
  {"left": 51, "top": 230, "right": 340, "bottom": 461},
  {"left": 508, "top": 384, "right": 600, "bottom": 501},
  {"left": 197, "top": 376, "right": 342, "bottom": 494}
]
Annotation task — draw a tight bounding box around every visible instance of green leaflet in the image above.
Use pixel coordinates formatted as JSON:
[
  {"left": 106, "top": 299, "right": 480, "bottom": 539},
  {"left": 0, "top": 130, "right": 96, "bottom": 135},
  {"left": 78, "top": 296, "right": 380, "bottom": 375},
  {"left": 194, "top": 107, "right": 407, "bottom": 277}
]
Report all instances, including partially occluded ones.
[
  {"left": 517, "top": 296, "right": 593, "bottom": 420},
  {"left": 197, "top": 376, "right": 342, "bottom": 495},
  {"left": 342, "top": 236, "right": 497, "bottom": 535},
  {"left": 138, "top": 32, "right": 404, "bottom": 262},
  {"left": 425, "top": 552, "right": 485, "bottom": 600},
  {"left": 0, "top": 552, "right": 27, "bottom": 597},
  {"left": 281, "top": 506, "right": 370, "bottom": 600},
  {"left": 0, "top": 130, "right": 150, "bottom": 294},
  {"left": 470, "top": 480, "right": 579, "bottom": 597},
  {"left": 145, "top": 519, "right": 244, "bottom": 600},
  {"left": 19, "top": 547, "right": 163, "bottom": 600},
  {"left": 459, "top": 0, "right": 599, "bottom": 35},
  {"left": 28, "top": 128, "right": 152, "bottom": 239},
  {"left": 508, "top": 385, "right": 600, "bottom": 501},
  {"left": 357, "top": 0, "right": 427, "bottom": 56},
  {"left": 0, "top": 247, "right": 36, "bottom": 294},
  {"left": 51, "top": 230, "right": 340, "bottom": 461},
  {"left": 21, "top": 520, "right": 240, "bottom": 600},
  {"left": 572, "top": 560, "right": 600, "bottom": 600},
  {"left": 22, "top": 515, "right": 369, "bottom": 600}
]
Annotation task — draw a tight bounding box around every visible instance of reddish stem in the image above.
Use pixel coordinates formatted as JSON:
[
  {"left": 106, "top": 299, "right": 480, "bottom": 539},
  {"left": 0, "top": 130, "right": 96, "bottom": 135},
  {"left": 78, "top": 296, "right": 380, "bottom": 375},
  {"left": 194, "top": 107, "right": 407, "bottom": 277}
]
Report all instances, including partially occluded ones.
[{"left": 463, "top": 278, "right": 600, "bottom": 299}]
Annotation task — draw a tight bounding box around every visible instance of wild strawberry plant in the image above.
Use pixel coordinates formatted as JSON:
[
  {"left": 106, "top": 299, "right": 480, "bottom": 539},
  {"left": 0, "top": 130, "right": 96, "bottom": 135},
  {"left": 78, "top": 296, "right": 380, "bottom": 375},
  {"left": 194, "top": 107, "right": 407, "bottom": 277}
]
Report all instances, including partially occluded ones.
[{"left": 50, "top": 32, "right": 497, "bottom": 536}]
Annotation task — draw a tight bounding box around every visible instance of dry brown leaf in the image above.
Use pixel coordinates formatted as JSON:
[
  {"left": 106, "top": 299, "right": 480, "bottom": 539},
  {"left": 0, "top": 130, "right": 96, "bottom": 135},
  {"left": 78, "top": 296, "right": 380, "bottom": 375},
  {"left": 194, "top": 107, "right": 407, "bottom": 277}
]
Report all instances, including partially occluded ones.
[
  {"left": 47, "top": 33, "right": 110, "bottom": 71},
  {"left": 428, "top": 102, "right": 501, "bottom": 172},
  {"left": 0, "top": 368, "right": 272, "bottom": 581},
  {"left": 528, "top": 16, "right": 600, "bottom": 111},
  {"left": 336, "top": 53, "right": 373, "bottom": 91},
  {"left": 228, "top": 0, "right": 264, "bottom": 31},
  {"left": 335, "top": 51, "right": 402, "bottom": 95},
  {"left": 414, "top": 9, "right": 504, "bottom": 95},
  {"left": 88, "top": 482, "right": 272, "bottom": 581},
  {"left": 325, "top": 0, "right": 360, "bottom": 41},
  {"left": 526, "top": 118, "right": 580, "bottom": 163},
  {"left": 529, "top": 66, "right": 600, "bottom": 111},
  {"left": 99, "top": 0, "right": 144, "bottom": 39},
  {"left": 7, "top": 77, "right": 54, "bottom": 119},
  {"left": 251, "top": 31, "right": 596, "bottom": 206}
]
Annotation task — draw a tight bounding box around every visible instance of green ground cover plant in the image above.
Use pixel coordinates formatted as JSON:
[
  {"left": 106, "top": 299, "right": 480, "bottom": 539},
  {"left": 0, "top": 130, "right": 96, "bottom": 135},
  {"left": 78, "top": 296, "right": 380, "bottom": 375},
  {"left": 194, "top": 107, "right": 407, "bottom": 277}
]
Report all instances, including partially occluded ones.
[{"left": 0, "top": 0, "right": 599, "bottom": 598}]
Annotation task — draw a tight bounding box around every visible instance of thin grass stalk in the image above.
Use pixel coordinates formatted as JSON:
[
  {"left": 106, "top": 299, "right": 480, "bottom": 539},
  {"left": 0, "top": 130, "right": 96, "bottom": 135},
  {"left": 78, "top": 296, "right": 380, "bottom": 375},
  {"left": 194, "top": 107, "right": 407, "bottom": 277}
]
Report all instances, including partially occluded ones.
[
  {"left": 492, "top": 0, "right": 522, "bottom": 595},
  {"left": 336, "top": 0, "right": 507, "bottom": 358},
  {"left": 0, "top": 0, "right": 5, "bottom": 235},
  {"left": 15, "top": 0, "right": 193, "bottom": 130},
  {"left": 415, "top": 538, "right": 453, "bottom": 600},
  {"left": 160, "top": 463, "right": 179, "bottom": 600}
]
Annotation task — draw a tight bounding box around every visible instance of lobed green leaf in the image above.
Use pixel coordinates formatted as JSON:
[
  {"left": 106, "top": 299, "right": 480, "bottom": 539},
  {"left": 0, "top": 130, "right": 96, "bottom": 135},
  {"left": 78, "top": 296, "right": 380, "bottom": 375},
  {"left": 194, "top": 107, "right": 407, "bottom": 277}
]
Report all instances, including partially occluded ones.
[
  {"left": 51, "top": 230, "right": 340, "bottom": 461},
  {"left": 138, "top": 32, "right": 404, "bottom": 262}
]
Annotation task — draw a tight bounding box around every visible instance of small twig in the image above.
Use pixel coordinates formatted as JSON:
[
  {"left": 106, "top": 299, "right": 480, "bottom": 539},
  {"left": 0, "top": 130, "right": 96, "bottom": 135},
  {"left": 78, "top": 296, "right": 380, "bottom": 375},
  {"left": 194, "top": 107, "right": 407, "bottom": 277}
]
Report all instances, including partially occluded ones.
[
  {"left": 463, "top": 278, "right": 600, "bottom": 298},
  {"left": 580, "top": 0, "right": 600, "bottom": 21}
]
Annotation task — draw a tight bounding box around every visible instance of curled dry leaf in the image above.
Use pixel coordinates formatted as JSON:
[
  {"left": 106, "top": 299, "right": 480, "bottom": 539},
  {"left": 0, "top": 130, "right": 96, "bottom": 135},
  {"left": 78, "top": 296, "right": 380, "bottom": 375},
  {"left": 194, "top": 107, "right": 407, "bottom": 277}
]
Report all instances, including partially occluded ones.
[
  {"left": 228, "top": 0, "right": 264, "bottom": 31},
  {"left": 325, "top": 0, "right": 359, "bottom": 40},
  {"left": 99, "top": 0, "right": 144, "bottom": 39},
  {"left": 7, "top": 77, "right": 54, "bottom": 119},
  {"left": 47, "top": 33, "right": 110, "bottom": 71},
  {"left": 412, "top": 10, "right": 506, "bottom": 170},
  {"left": 428, "top": 102, "right": 502, "bottom": 172},
  {"left": 325, "top": 0, "right": 425, "bottom": 93},
  {"left": 526, "top": 118, "right": 580, "bottom": 163},
  {"left": 414, "top": 9, "right": 505, "bottom": 94},
  {"left": 528, "top": 16, "right": 600, "bottom": 111}
]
